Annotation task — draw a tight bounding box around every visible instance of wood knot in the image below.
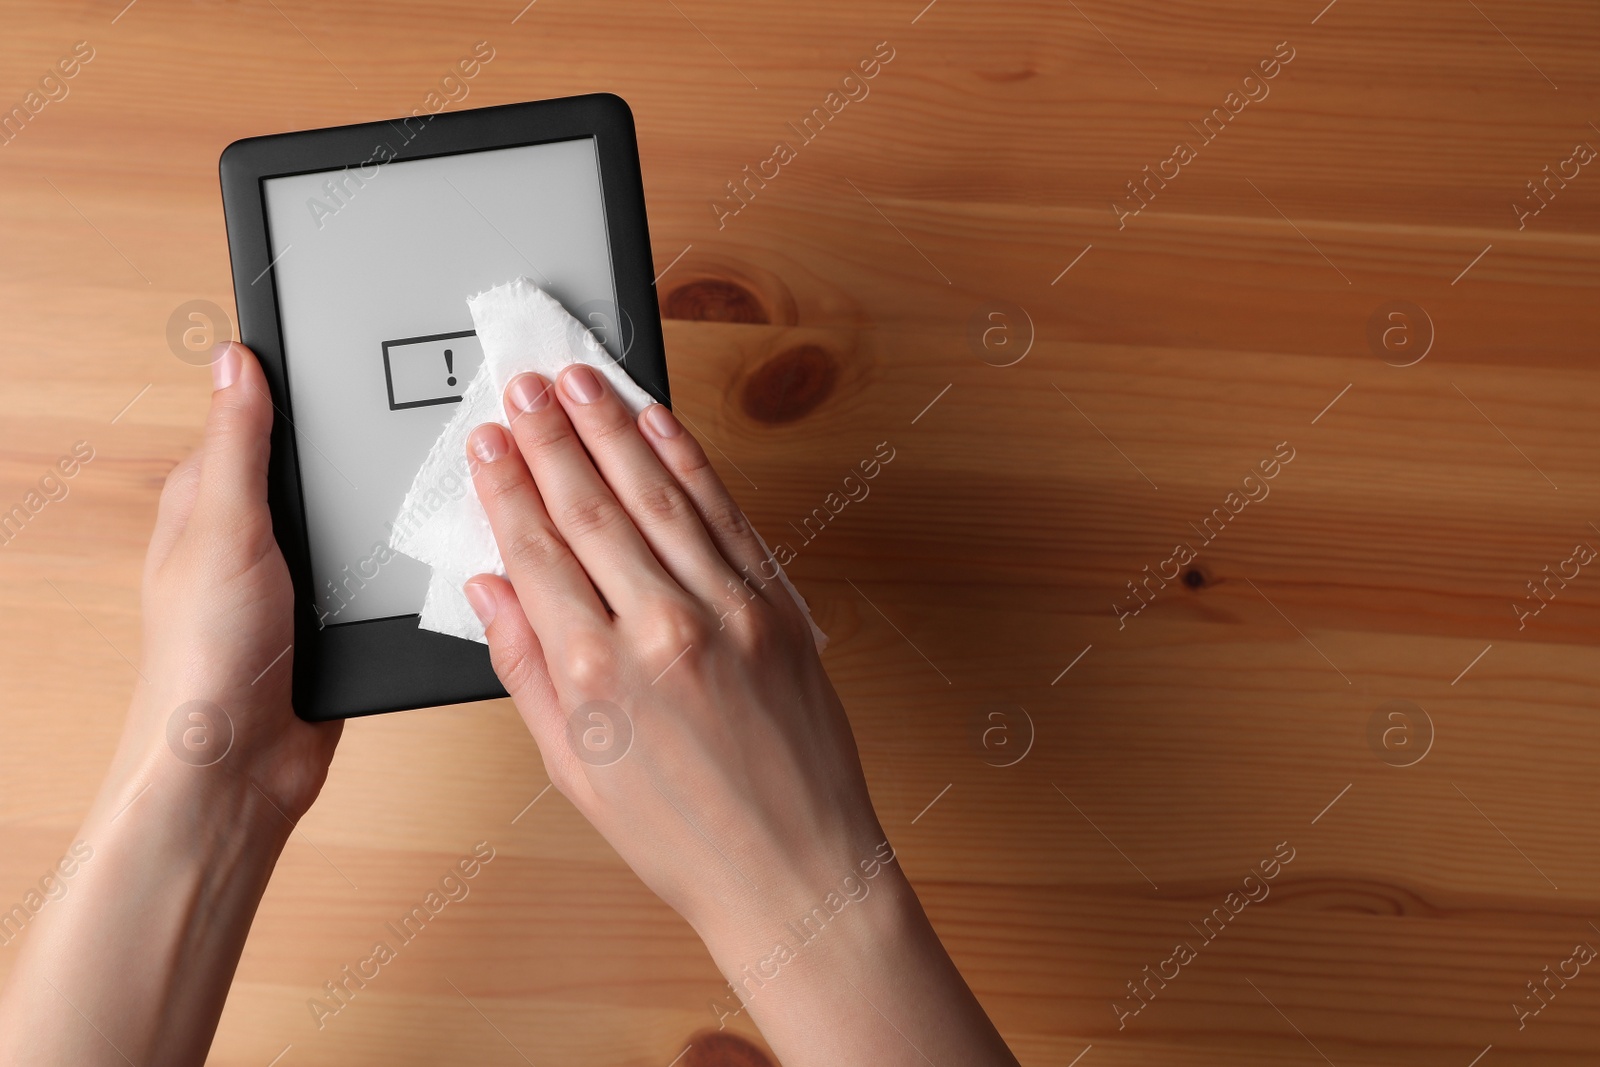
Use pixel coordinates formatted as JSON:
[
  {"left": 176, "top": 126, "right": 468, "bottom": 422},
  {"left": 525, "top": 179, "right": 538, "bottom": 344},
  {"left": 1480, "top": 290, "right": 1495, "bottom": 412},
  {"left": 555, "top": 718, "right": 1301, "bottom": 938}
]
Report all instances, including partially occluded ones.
[
  {"left": 663, "top": 278, "right": 770, "bottom": 324},
  {"left": 977, "top": 66, "right": 1038, "bottom": 82},
  {"left": 680, "top": 1031, "right": 776, "bottom": 1067},
  {"left": 740, "top": 345, "right": 837, "bottom": 424},
  {"left": 1183, "top": 567, "right": 1207, "bottom": 589}
]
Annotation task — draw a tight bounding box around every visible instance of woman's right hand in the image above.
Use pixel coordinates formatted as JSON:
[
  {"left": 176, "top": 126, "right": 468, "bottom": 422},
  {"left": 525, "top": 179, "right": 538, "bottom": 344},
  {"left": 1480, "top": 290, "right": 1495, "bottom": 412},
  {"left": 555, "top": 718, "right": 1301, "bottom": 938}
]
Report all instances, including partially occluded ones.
[
  {"left": 461, "top": 364, "right": 1019, "bottom": 1067},
  {"left": 460, "top": 363, "right": 887, "bottom": 941}
]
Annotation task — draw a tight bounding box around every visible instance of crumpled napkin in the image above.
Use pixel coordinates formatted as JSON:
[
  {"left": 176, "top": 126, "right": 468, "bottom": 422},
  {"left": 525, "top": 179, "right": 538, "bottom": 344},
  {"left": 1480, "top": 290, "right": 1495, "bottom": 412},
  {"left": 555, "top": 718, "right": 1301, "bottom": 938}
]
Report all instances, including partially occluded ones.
[{"left": 389, "top": 277, "right": 825, "bottom": 651}]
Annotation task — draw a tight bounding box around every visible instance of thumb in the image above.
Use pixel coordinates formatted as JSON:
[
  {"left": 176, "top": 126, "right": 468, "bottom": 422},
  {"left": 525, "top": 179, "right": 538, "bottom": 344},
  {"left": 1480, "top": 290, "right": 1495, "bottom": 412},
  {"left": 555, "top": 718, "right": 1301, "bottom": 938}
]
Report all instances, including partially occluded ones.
[
  {"left": 465, "top": 574, "right": 561, "bottom": 731},
  {"left": 195, "top": 341, "right": 274, "bottom": 524}
]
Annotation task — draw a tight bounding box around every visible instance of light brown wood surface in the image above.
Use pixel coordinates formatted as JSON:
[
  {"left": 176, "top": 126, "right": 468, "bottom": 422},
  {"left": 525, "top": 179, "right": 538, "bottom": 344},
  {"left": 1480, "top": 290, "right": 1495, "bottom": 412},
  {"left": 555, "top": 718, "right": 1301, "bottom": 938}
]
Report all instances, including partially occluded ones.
[{"left": 4, "top": 0, "right": 1600, "bottom": 1063}]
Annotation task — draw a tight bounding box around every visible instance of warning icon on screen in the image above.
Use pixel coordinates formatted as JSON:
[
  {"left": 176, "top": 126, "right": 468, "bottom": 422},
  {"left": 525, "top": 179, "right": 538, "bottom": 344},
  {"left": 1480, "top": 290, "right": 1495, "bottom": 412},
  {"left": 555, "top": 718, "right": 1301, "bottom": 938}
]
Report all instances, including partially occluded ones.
[{"left": 381, "top": 330, "right": 485, "bottom": 411}]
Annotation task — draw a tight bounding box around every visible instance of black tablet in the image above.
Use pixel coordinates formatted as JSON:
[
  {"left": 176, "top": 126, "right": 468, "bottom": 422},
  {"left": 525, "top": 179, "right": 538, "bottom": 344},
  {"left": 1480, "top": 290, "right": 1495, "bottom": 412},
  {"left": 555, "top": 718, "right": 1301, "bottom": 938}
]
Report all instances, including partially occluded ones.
[{"left": 219, "top": 94, "right": 668, "bottom": 721}]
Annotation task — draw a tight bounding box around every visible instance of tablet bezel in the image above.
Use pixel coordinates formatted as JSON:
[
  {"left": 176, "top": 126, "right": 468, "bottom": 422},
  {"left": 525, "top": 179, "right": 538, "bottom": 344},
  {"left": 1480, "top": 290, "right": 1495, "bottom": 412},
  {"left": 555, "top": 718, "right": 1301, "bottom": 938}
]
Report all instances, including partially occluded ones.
[{"left": 219, "top": 94, "right": 668, "bottom": 722}]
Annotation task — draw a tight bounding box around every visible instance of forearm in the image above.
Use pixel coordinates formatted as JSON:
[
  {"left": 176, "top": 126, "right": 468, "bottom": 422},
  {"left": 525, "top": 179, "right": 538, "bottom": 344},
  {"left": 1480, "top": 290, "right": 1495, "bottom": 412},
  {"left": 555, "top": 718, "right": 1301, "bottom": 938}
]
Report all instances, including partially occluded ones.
[
  {"left": 0, "top": 736, "right": 291, "bottom": 1066},
  {"left": 701, "top": 861, "right": 1019, "bottom": 1067}
]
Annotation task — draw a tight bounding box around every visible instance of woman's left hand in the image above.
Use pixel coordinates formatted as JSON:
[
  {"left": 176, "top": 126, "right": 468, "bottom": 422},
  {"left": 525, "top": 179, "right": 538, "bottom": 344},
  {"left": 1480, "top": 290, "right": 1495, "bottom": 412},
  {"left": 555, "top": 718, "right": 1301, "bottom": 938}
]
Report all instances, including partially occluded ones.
[
  {"left": 0, "top": 341, "right": 342, "bottom": 1067},
  {"left": 113, "top": 340, "right": 340, "bottom": 819}
]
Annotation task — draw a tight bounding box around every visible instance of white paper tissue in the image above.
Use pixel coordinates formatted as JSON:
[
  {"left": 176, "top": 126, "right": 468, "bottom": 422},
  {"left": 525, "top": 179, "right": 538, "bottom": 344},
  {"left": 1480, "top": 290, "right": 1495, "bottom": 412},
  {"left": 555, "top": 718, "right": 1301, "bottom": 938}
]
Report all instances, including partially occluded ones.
[{"left": 389, "top": 277, "right": 825, "bottom": 651}]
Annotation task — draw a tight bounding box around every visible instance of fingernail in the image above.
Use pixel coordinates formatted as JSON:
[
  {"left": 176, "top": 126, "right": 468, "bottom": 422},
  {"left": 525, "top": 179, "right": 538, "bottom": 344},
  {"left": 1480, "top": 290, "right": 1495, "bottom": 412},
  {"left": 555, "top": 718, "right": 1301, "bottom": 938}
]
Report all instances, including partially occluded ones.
[
  {"left": 644, "top": 404, "right": 682, "bottom": 439},
  {"left": 211, "top": 342, "right": 241, "bottom": 391},
  {"left": 561, "top": 364, "right": 604, "bottom": 404},
  {"left": 468, "top": 423, "right": 509, "bottom": 465},
  {"left": 507, "top": 373, "right": 552, "bottom": 416},
  {"left": 464, "top": 580, "right": 498, "bottom": 628}
]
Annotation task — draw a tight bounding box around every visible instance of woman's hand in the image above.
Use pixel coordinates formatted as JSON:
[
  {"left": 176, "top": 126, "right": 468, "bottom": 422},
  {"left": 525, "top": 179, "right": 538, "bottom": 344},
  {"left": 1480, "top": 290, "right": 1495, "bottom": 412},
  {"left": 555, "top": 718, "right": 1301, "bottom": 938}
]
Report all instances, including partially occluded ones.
[
  {"left": 464, "top": 364, "right": 1018, "bottom": 1067},
  {"left": 115, "top": 340, "right": 340, "bottom": 816},
  {"left": 0, "top": 343, "right": 342, "bottom": 1067},
  {"left": 463, "top": 365, "right": 882, "bottom": 934}
]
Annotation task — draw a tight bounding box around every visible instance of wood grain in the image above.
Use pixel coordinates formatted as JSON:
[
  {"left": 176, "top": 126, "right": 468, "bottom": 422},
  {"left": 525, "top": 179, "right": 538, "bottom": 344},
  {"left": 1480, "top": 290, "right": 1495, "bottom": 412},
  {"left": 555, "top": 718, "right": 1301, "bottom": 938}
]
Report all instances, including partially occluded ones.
[{"left": 3, "top": 0, "right": 1600, "bottom": 1062}]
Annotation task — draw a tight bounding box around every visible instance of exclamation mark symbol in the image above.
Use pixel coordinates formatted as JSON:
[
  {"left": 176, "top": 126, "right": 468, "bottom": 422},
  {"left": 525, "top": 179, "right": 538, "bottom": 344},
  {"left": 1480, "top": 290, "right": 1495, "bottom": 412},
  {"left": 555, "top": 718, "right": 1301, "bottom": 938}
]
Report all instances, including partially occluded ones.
[{"left": 444, "top": 348, "right": 456, "bottom": 387}]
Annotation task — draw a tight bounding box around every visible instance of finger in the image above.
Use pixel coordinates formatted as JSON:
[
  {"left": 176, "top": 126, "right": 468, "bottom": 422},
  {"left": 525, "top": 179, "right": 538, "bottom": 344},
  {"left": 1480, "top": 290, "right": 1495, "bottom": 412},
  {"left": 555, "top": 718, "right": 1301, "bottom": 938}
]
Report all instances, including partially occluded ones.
[
  {"left": 194, "top": 342, "right": 272, "bottom": 525},
  {"left": 549, "top": 365, "right": 739, "bottom": 603},
  {"left": 636, "top": 403, "right": 794, "bottom": 613},
  {"left": 147, "top": 449, "right": 203, "bottom": 572},
  {"left": 467, "top": 422, "right": 609, "bottom": 636},
  {"left": 463, "top": 574, "right": 565, "bottom": 736},
  {"left": 501, "top": 371, "right": 677, "bottom": 615}
]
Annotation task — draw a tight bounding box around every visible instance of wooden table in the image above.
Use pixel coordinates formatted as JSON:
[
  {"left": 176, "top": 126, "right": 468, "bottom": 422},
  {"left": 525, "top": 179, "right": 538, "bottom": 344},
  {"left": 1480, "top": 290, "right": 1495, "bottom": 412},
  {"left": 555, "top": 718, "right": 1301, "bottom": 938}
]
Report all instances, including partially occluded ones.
[{"left": 3, "top": 0, "right": 1599, "bottom": 1063}]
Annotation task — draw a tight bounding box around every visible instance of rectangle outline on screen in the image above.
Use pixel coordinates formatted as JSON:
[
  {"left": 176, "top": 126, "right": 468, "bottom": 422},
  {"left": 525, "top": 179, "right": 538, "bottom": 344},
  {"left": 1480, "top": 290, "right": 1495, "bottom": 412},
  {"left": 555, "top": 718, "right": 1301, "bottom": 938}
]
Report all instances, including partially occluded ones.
[{"left": 381, "top": 329, "right": 478, "bottom": 411}]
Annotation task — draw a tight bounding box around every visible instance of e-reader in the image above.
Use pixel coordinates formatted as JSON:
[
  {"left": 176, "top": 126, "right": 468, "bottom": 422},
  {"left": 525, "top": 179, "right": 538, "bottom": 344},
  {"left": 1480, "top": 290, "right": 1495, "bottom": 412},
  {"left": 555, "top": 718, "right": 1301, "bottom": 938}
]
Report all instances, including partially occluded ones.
[{"left": 219, "top": 94, "right": 669, "bottom": 721}]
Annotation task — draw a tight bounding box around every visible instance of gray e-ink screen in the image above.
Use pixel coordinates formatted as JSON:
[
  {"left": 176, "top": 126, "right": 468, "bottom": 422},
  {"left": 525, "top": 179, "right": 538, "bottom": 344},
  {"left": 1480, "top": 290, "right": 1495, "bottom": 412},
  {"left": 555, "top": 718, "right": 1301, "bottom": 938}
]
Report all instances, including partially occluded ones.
[{"left": 261, "top": 137, "right": 618, "bottom": 625}]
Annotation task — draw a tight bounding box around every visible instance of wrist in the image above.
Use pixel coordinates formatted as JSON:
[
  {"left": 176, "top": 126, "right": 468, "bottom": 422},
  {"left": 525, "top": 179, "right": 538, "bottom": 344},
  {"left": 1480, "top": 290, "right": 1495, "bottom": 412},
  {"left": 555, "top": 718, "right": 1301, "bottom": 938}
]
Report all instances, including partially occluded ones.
[
  {"left": 691, "top": 853, "right": 1020, "bottom": 1067},
  {"left": 93, "top": 696, "right": 297, "bottom": 856},
  {"left": 78, "top": 749, "right": 296, "bottom": 976},
  {"left": 696, "top": 838, "right": 918, "bottom": 994},
  {"left": 115, "top": 675, "right": 329, "bottom": 822}
]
